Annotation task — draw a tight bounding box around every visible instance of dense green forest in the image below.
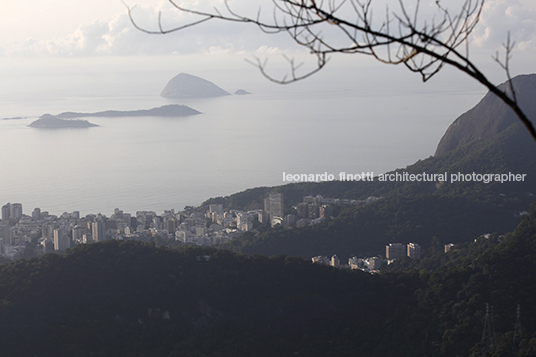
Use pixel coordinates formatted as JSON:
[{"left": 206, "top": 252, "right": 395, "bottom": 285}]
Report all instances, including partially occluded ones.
[{"left": 0, "top": 203, "right": 536, "bottom": 356}]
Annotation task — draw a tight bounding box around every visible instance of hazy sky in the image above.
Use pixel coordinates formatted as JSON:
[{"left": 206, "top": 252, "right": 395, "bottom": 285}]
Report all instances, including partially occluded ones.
[
  {"left": 1, "top": 0, "right": 534, "bottom": 214},
  {"left": 0, "top": 0, "right": 534, "bottom": 82}
]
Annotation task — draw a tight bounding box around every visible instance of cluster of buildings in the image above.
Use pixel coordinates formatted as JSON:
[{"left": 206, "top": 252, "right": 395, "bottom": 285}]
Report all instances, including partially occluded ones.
[
  {"left": 205, "top": 192, "right": 335, "bottom": 231},
  {"left": 386, "top": 242, "right": 421, "bottom": 261},
  {"left": 312, "top": 240, "right": 463, "bottom": 273},
  {"left": 0, "top": 201, "right": 245, "bottom": 260},
  {"left": 0, "top": 194, "right": 293, "bottom": 260},
  {"left": 312, "top": 242, "right": 422, "bottom": 273},
  {"left": 271, "top": 194, "right": 380, "bottom": 229},
  {"left": 0, "top": 192, "right": 381, "bottom": 261},
  {"left": 303, "top": 195, "right": 380, "bottom": 206},
  {"left": 311, "top": 254, "right": 387, "bottom": 273}
]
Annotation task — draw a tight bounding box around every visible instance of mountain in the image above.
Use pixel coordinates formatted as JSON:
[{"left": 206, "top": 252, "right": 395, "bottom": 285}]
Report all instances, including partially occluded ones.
[
  {"left": 208, "top": 120, "right": 536, "bottom": 260},
  {"left": 209, "top": 76, "right": 536, "bottom": 259},
  {"left": 55, "top": 104, "right": 201, "bottom": 118},
  {"left": 161, "top": 73, "right": 231, "bottom": 98},
  {"left": 435, "top": 73, "right": 536, "bottom": 156}
]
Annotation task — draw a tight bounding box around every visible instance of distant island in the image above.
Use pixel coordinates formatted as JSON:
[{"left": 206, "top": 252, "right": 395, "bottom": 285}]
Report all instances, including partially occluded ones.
[
  {"left": 2, "top": 117, "right": 26, "bottom": 120},
  {"left": 28, "top": 104, "right": 200, "bottom": 129},
  {"left": 28, "top": 114, "right": 98, "bottom": 129},
  {"left": 161, "top": 73, "right": 230, "bottom": 98},
  {"left": 234, "top": 89, "right": 251, "bottom": 95},
  {"left": 55, "top": 104, "right": 201, "bottom": 119}
]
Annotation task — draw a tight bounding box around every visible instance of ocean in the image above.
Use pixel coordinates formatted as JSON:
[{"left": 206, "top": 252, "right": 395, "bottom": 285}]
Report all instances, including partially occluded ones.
[{"left": 0, "top": 55, "right": 485, "bottom": 216}]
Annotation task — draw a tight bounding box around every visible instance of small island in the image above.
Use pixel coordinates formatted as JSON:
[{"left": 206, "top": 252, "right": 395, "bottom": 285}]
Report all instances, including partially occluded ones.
[
  {"left": 28, "top": 115, "right": 98, "bottom": 129},
  {"left": 56, "top": 104, "right": 200, "bottom": 119},
  {"left": 28, "top": 104, "right": 201, "bottom": 129},
  {"left": 234, "top": 89, "right": 251, "bottom": 95},
  {"left": 3, "top": 117, "right": 26, "bottom": 120},
  {"left": 161, "top": 73, "right": 230, "bottom": 98}
]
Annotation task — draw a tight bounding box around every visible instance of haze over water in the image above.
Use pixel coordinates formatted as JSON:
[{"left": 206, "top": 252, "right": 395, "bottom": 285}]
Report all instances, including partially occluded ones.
[{"left": 0, "top": 56, "right": 485, "bottom": 215}]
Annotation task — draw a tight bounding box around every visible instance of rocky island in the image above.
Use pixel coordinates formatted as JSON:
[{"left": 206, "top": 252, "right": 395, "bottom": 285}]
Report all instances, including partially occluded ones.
[
  {"left": 28, "top": 114, "right": 98, "bottom": 128},
  {"left": 55, "top": 104, "right": 201, "bottom": 119},
  {"left": 160, "top": 73, "right": 230, "bottom": 98}
]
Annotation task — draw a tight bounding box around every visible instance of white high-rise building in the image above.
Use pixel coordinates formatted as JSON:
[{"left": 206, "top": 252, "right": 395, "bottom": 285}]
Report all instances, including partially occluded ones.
[
  {"left": 1, "top": 203, "right": 10, "bottom": 221},
  {"left": 386, "top": 243, "right": 406, "bottom": 259},
  {"left": 268, "top": 192, "right": 284, "bottom": 219},
  {"left": 407, "top": 242, "right": 421, "bottom": 259},
  {"left": 92, "top": 221, "right": 106, "bottom": 242},
  {"left": 53, "top": 229, "right": 70, "bottom": 251},
  {"left": 330, "top": 254, "right": 340, "bottom": 268},
  {"left": 32, "top": 208, "right": 41, "bottom": 220},
  {"left": 10, "top": 203, "right": 22, "bottom": 220}
]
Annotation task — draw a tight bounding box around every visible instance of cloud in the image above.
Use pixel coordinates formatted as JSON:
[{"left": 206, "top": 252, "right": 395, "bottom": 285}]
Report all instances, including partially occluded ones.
[
  {"left": 2, "top": 1, "right": 301, "bottom": 57},
  {"left": 472, "top": 0, "right": 536, "bottom": 52},
  {"left": 8, "top": 0, "right": 533, "bottom": 59},
  {"left": 8, "top": 7, "right": 192, "bottom": 56}
]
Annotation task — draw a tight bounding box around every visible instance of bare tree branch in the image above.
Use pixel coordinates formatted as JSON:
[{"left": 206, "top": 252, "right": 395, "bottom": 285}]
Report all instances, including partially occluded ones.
[{"left": 125, "top": 0, "right": 536, "bottom": 142}]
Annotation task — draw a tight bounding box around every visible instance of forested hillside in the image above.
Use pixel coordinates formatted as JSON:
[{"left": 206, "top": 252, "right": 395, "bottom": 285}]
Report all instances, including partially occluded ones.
[
  {"left": 222, "top": 122, "right": 536, "bottom": 258},
  {"left": 1, "top": 204, "right": 536, "bottom": 356}
]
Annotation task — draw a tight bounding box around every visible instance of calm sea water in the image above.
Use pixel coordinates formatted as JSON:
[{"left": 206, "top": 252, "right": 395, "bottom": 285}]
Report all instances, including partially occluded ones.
[{"left": 0, "top": 56, "right": 485, "bottom": 216}]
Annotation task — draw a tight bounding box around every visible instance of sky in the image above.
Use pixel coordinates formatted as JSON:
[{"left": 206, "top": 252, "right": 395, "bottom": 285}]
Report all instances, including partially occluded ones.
[{"left": 0, "top": 0, "right": 534, "bottom": 82}]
